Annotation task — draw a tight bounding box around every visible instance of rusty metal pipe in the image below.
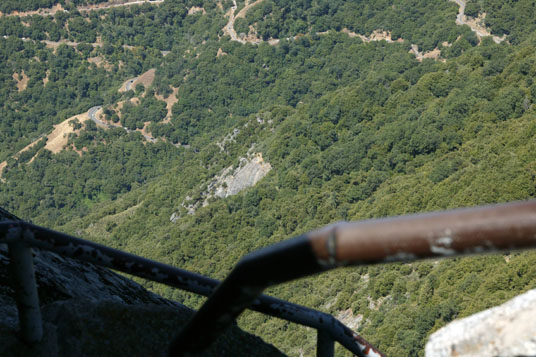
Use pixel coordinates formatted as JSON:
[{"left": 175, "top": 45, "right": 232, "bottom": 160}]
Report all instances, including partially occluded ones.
[
  {"left": 172, "top": 200, "right": 536, "bottom": 355},
  {"left": 309, "top": 200, "right": 536, "bottom": 266},
  {"left": 168, "top": 235, "right": 330, "bottom": 355}
]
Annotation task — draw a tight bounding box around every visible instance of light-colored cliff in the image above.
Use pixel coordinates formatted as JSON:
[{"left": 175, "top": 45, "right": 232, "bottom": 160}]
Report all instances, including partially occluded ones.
[
  {"left": 213, "top": 153, "right": 272, "bottom": 198},
  {"left": 171, "top": 151, "right": 272, "bottom": 222},
  {"left": 425, "top": 289, "right": 536, "bottom": 356}
]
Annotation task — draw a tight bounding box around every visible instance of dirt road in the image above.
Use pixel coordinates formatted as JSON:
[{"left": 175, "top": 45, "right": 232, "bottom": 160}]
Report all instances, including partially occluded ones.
[
  {"left": 88, "top": 105, "right": 157, "bottom": 142},
  {"left": 448, "top": 0, "right": 505, "bottom": 43},
  {"left": 1, "top": 0, "right": 164, "bottom": 17},
  {"left": 78, "top": 0, "right": 163, "bottom": 12},
  {"left": 223, "top": 0, "right": 239, "bottom": 42}
]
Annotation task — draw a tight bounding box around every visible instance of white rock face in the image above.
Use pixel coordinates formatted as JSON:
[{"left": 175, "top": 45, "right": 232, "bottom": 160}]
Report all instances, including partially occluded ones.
[
  {"left": 425, "top": 289, "right": 536, "bottom": 357},
  {"left": 0, "top": 243, "right": 175, "bottom": 331},
  {"left": 336, "top": 308, "right": 363, "bottom": 330},
  {"left": 170, "top": 152, "right": 272, "bottom": 222},
  {"left": 214, "top": 153, "right": 272, "bottom": 198},
  {"left": 169, "top": 212, "right": 179, "bottom": 223}
]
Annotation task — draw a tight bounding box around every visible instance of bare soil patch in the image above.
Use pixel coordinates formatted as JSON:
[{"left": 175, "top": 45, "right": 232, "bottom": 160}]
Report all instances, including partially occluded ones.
[
  {"left": 0, "top": 132, "right": 46, "bottom": 178},
  {"left": 88, "top": 56, "right": 112, "bottom": 71},
  {"left": 240, "top": 25, "right": 262, "bottom": 43},
  {"left": 3, "top": 1, "right": 163, "bottom": 17},
  {"left": 12, "top": 71, "right": 29, "bottom": 91},
  {"left": 4, "top": 3, "right": 65, "bottom": 17},
  {"left": 188, "top": 6, "right": 206, "bottom": 15},
  {"left": 154, "top": 86, "right": 179, "bottom": 123},
  {"left": 133, "top": 68, "right": 155, "bottom": 89},
  {"left": 45, "top": 113, "right": 88, "bottom": 154},
  {"left": 236, "top": 0, "right": 265, "bottom": 19},
  {"left": 423, "top": 48, "right": 443, "bottom": 61},
  {"left": 43, "top": 70, "right": 50, "bottom": 85},
  {"left": 138, "top": 121, "right": 152, "bottom": 136},
  {"left": 341, "top": 29, "right": 403, "bottom": 44},
  {"left": 114, "top": 101, "right": 126, "bottom": 117},
  {"left": 114, "top": 97, "right": 141, "bottom": 118},
  {"left": 18, "top": 139, "right": 42, "bottom": 156},
  {"left": 0, "top": 161, "right": 7, "bottom": 180},
  {"left": 119, "top": 68, "right": 155, "bottom": 92},
  {"left": 0, "top": 113, "right": 86, "bottom": 178},
  {"left": 78, "top": 0, "right": 164, "bottom": 12},
  {"left": 410, "top": 44, "right": 445, "bottom": 62}
]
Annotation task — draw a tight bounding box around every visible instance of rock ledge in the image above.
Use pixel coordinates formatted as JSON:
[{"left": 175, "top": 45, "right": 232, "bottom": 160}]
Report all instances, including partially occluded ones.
[{"left": 425, "top": 289, "right": 536, "bottom": 356}]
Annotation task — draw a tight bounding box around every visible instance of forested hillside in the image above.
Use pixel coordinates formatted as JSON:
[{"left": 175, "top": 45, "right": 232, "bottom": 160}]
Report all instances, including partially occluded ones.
[{"left": 1, "top": 0, "right": 536, "bottom": 355}]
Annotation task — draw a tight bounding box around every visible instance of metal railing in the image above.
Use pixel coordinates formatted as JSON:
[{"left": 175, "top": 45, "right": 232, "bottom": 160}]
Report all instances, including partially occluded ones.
[
  {"left": 0, "top": 209, "right": 382, "bottom": 357},
  {"left": 2, "top": 200, "right": 536, "bottom": 356},
  {"left": 171, "top": 200, "right": 536, "bottom": 355}
]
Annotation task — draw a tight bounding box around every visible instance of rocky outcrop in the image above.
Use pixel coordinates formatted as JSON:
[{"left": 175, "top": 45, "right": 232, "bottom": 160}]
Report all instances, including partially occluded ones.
[
  {"left": 336, "top": 308, "right": 364, "bottom": 331},
  {"left": 213, "top": 153, "right": 272, "bottom": 198},
  {"left": 425, "top": 289, "right": 536, "bottom": 356},
  {"left": 1, "top": 299, "right": 283, "bottom": 357},
  {"left": 171, "top": 151, "right": 272, "bottom": 222},
  {"left": 0, "top": 239, "right": 167, "bottom": 332},
  {"left": 216, "top": 128, "right": 240, "bottom": 151}
]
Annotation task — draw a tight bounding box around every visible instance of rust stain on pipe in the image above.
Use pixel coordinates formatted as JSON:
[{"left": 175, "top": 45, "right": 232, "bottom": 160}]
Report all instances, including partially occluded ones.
[{"left": 310, "top": 201, "right": 536, "bottom": 266}]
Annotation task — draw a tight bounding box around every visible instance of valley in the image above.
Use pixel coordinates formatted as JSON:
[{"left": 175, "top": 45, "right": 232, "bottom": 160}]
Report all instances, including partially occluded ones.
[{"left": 0, "top": 0, "right": 535, "bottom": 356}]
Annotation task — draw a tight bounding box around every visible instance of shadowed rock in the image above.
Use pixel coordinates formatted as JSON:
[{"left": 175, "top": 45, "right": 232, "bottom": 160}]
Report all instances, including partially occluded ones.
[{"left": 0, "top": 215, "right": 283, "bottom": 356}]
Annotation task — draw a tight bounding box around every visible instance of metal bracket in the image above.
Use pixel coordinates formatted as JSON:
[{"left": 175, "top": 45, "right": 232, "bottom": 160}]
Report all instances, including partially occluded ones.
[{"left": 7, "top": 226, "right": 43, "bottom": 344}]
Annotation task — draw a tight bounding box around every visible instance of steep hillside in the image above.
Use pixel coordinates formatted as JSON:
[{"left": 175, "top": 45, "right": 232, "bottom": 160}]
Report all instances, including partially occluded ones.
[
  {"left": 60, "top": 39, "right": 536, "bottom": 354},
  {"left": 1, "top": 0, "right": 536, "bottom": 355}
]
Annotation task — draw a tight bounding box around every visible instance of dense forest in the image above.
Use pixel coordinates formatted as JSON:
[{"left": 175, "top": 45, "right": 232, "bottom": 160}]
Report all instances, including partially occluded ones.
[
  {"left": 1, "top": 0, "right": 536, "bottom": 355},
  {"left": 0, "top": 0, "right": 111, "bottom": 13},
  {"left": 237, "top": 0, "right": 466, "bottom": 51}
]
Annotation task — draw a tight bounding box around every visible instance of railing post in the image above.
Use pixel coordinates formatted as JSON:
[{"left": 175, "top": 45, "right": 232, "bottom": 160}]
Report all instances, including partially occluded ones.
[
  {"left": 7, "top": 226, "right": 43, "bottom": 344},
  {"left": 317, "top": 329, "right": 334, "bottom": 357}
]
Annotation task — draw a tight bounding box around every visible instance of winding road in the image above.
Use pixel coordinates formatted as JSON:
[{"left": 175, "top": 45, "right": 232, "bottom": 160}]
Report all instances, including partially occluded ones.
[
  {"left": 1, "top": 0, "right": 164, "bottom": 17},
  {"left": 88, "top": 105, "right": 157, "bottom": 143},
  {"left": 450, "top": 0, "right": 466, "bottom": 25},
  {"left": 142, "top": 132, "right": 157, "bottom": 143},
  {"left": 224, "top": 0, "right": 240, "bottom": 42},
  {"left": 79, "top": 0, "right": 163, "bottom": 12},
  {"left": 222, "top": 0, "right": 506, "bottom": 47},
  {"left": 448, "top": 0, "right": 505, "bottom": 43},
  {"left": 125, "top": 78, "right": 136, "bottom": 91},
  {"left": 88, "top": 106, "right": 109, "bottom": 127}
]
